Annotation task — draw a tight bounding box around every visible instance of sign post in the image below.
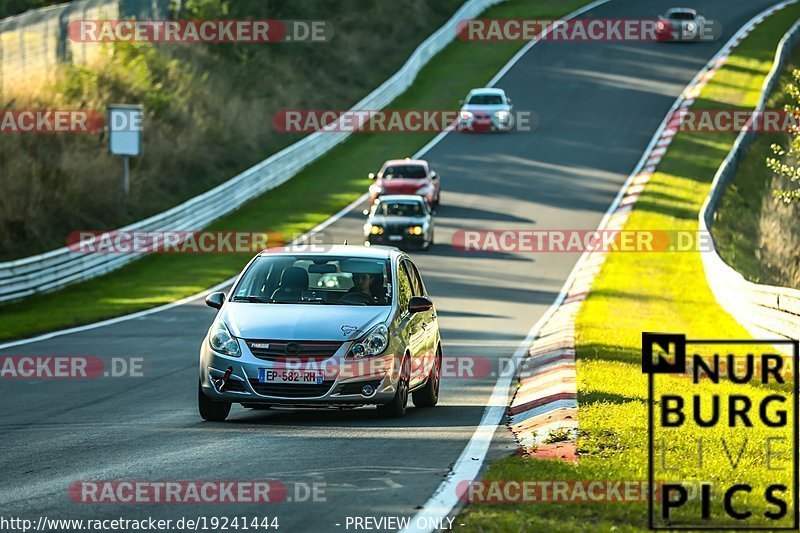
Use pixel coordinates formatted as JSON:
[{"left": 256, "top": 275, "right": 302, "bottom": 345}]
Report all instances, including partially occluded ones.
[{"left": 108, "top": 104, "right": 142, "bottom": 203}]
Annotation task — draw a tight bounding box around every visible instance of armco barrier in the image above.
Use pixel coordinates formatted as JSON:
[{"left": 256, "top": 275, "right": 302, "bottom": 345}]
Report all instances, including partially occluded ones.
[
  {"left": 699, "top": 18, "right": 800, "bottom": 344},
  {"left": 0, "top": 0, "right": 501, "bottom": 303}
]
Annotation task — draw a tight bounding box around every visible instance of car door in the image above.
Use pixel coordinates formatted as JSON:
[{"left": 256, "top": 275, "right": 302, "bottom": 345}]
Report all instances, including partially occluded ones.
[
  {"left": 411, "top": 259, "right": 438, "bottom": 369},
  {"left": 399, "top": 259, "right": 428, "bottom": 387},
  {"left": 404, "top": 259, "right": 436, "bottom": 387}
]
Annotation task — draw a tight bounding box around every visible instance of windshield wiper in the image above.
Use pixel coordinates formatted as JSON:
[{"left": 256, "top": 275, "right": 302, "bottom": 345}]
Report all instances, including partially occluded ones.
[{"left": 230, "top": 296, "right": 284, "bottom": 303}]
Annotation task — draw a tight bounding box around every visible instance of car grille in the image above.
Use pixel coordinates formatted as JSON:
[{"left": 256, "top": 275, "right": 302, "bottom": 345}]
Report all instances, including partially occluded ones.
[
  {"left": 245, "top": 340, "right": 342, "bottom": 362},
  {"left": 384, "top": 224, "right": 408, "bottom": 236},
  {"left": 248, "top": 379, "right": 335, "bottom": 398}
]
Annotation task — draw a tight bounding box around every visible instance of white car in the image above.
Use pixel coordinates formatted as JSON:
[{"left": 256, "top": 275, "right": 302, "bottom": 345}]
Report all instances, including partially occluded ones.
[
  {"left": 656, "top": 8, "right": 709, "bottom": 41},
  {"left": 458, "top": 88, "right": 513, "bottom": 131}
]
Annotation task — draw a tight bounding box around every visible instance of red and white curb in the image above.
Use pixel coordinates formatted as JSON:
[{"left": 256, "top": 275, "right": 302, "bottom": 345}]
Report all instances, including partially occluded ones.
[{"left": 506, "top": 0, "right": 796, "bottom": 460}]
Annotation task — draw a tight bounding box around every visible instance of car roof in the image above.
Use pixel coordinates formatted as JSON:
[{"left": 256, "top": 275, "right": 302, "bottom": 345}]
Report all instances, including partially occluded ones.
[
  {"left": 375, "top": 194, "right": 426, "bottom": 203},
  {"left": 467, "top": 87, "right": 506, "bottom": 97},
  {"left": 381, "top": 158, "right": 428, "bottom": 168},
  {"left": 258, "top": 244, "right": 398, "bottom": 260}
]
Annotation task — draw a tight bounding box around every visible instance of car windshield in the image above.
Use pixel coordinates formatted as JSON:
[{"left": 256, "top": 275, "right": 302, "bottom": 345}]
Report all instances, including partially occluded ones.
[
  {"left": 231, "top": 255, "right": 392, "bottom": 306},
  {"left": 468, "top": 94, "right": 503, "bottom": 105},
  {"left": 668, "top": 12, "right": 695, "bottom": 20},
  {"left": 381, "top": 165, "right": 426, "bottom": 180},
  {"left": 376, "top": 200, "right": 424, "bottom": 217}
]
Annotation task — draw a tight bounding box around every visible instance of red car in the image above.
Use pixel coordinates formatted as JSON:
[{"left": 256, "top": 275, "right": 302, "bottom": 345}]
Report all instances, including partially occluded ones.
[{"left": 368, "top": 158, "right": 441, "bottom": 209}]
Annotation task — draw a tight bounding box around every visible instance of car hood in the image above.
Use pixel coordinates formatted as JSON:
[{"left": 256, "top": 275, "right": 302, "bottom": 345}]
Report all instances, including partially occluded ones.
[{"left": 221, "top": 303, "right": 391, "bottom": 341}]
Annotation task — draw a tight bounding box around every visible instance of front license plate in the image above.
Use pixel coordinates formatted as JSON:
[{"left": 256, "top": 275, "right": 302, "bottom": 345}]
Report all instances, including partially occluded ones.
[
  {"left": 258, "top": 368, "right": 324, "bottom": 384},
  {"left": 388, "top": 235, "right": 402, "bottom": 241}
]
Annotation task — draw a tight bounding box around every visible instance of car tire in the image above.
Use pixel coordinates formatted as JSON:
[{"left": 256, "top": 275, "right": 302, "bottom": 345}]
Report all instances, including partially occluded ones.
[
  {"left": 378, "top": 356, "right": 409, "bottom": 418},
  {"left": 198, "top": 382, "right": 231, "bottom": 421},
  {"left": 413, "top": 347, "right": 441, "bottom": 408}
]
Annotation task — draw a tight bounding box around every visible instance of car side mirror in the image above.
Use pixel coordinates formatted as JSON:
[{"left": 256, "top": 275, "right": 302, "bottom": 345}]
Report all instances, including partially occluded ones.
[
  {"left": 368, "top": 172, "right": 376, "bottom": 180},
  {"left": 408, "top": 295, "right": 433, "bottom": 314},
  {"left": 430, "top": 171, "right": 438, "bottom": 180},
  {"left": 362, "top": 208, "right": 370, "bottom": 216},
  {"left": 205, "top": 291, "right": 225, "bottom": 309},
  {"left": 507, "top": 98, "right": 512, "bottom": 106}
]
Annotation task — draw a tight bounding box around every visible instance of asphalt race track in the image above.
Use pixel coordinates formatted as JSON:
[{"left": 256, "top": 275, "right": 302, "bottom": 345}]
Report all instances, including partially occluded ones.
[{"left": 0, "top": 1, "right": 782, "bottom": 531}]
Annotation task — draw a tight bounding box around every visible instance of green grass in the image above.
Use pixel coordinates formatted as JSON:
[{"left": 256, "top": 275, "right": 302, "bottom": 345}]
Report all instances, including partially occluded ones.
[
  {"left": 0, "top": 0, "right": 591, "bottom": 341},
  {"left": 712, "top": 47, "right": 800, "bottom": 286},
  {"left": 460, "top": 5, "right": 800, "bottom": 531}
]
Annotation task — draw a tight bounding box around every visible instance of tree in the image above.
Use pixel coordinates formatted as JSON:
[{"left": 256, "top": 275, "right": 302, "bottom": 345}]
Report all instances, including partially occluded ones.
[{"left": 766, "top": 68, "right": 800, "bottom": 203}]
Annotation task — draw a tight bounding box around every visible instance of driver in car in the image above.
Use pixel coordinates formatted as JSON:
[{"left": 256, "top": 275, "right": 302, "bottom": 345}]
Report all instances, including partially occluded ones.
[{"left": 346, "top": 272, "right": 376, "bottom": 303}]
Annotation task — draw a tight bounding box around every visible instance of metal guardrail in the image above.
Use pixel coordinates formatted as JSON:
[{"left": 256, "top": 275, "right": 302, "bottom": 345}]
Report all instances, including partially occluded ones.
[
  {"left": 700, "top": 18, "right": 800, "bottom": 342},
  {"left": 0, "top": 0, "right": 501, "bottom": 303}
]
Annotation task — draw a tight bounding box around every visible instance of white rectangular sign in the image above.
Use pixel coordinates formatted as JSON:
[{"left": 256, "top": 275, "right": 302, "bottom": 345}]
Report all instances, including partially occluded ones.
[{"left": 108, "top": 104, "right": 142, "bottom": 156}]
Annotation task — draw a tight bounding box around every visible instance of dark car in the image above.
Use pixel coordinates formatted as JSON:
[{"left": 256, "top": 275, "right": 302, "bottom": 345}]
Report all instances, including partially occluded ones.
[{"left": 363, "top": 195, "right": 433, "bottom": 250}]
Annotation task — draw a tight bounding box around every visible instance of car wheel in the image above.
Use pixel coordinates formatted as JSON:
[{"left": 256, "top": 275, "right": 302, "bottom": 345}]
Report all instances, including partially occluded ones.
[
  {"left": 413, "top": 347, "right": 441, "bottom": 408},
  {"left": 198, "top": 382, "right": 231, "bottom": 421},
  {"left": 378, "top": 356, "right": 409, "bottom": 418}
]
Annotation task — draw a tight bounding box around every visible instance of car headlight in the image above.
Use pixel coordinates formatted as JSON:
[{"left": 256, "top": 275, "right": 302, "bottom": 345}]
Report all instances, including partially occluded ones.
[
  {"left": 459, "top": 110, "right": 473, "bottom": 121},
  {"left": 369, "top": 184, "right": 384, "bottom": 195},
  {"left": 686, "top": 22, "right": 695, "bottom": 31},
  {"left": 408, "top": 226, "right": 424, "bottom": 236},
  {"left": 494, "top": 110, "right": 511, "bottom": 121},
  {"left": 369, "top": 225, "right": 384, "bottom": 235},
  {"left": 348, "top": 324, "right": 389, "bottom": 358},
  {"left": 208, "top": 319, "right": 241, "bottom": 357}
]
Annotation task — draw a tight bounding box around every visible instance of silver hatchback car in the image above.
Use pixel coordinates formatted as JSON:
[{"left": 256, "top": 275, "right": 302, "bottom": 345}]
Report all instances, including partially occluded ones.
[{"left": 198, "top": 245, "right": 442, "bottom": 421}]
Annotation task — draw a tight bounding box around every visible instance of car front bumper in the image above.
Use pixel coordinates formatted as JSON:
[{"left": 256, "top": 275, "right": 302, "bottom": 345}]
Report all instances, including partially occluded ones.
[
  {"left": 366, "top": 233, "right": 427, "bottom": 247},
  {"left": 458, "top": 116, "right": 512, "bottom": 131},
  {"left": 199, "top": 340, "right": 399, "bottom": 406}
]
